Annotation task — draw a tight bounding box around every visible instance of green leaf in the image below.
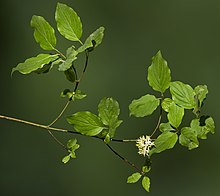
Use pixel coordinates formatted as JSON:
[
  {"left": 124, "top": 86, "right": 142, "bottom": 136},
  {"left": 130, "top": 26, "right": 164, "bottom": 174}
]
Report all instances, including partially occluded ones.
[
  {"left": 31, "top": 15, "right": 56, "bottom": 50},
  {"left": 142, "top": 166, "right": 151, "bottom": 173},
  {"left": 98, "top": 97, "right": 120, "bottom": 126},
  {"left": 170, "top": 81, "right": 196, "bottom": 109},
  {"left": 62, "top": 138, "right": 80, "bottom": 164},
  {"left": 201, "top": 116, "right": 215, "bottom": 135},
  {"left": 58, "top": 46, "right": 78, "bottom": 71},
  {"left": 194, "top": 85, "right": 208, "bottom": 107},
  {"left": 179, "top": 127, "right": 199, "bottom": 150},
  {"left": 62, "top": 155, "right": 70, "bottom": 164},
  {"left": 55, "top": 3, "right": 82, "bottom": 42},
  {"left": 67, "top": 112, "right": 106, "bottom": 136},
  {"left": 34, "top": 62, "right": 52, "bottom": 74},
  {"left": 64, "top": 68, "right": 76, "bottom": 83},
  {"left": 129, "top": 94, "right": 160, "bottom": 117},
  {"left": 161, "top": 98, "right": 173, "bottom": 112},
  {"left": 98, "top": 97, "right": 123, "bottom": 139},
  {"left": 159, "top": 122, "right": 174, "bottom": 133},
  {"left": 127, "top": 173, "right": 142, "bottom": 183},
  {"left": 74, "top": 90, "right": 87, "bottom": 100},
  {"left": 167, "top": 102, "right": 184, "bottom": 128},
  {"left": 179, "top": 116, "right": 215, "bottom": 150},
  {"left": 193, "top": 117, "right": 215, "bottom": 139},
  {"left": 67, "top": 138, "right": 77, "bottom": 149},
  {"left": 78, "top": 27, "right": 105, "bottom": 53},
  {"left": 104, "top": 133, "right": 111, "bottom": 143},
  {"left": 147, "top": 51, "right": 171, "bottom": 93},
  {"left": 142, "top": 176, "right": 150, "bottom": 192},
  {"left": 150, "top": 132, "right": 178, "bottom": 154},
  {"left": 60, "top": 89, "right": 74, "bottom": 99},
  {"left": 12, "top": 54, "right": 58, "bottom": 75},
  {"left": 61, "top": 89, "right": 86, "bottom": 100}
]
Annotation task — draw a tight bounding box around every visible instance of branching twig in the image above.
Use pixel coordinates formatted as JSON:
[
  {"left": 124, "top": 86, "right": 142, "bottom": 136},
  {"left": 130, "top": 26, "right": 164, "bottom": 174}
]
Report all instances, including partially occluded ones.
[
  {"left": 48, "top": 100, "right": 71, "bottom": 127},
  {"left": 0, "top": 114, "right": 142, "bottom": 172},
  {"left": 105, "top": 143, "right": 143, "bottom": 174},
  {"left": 150, "top": 95, "right": 164, "bottom": 137}
]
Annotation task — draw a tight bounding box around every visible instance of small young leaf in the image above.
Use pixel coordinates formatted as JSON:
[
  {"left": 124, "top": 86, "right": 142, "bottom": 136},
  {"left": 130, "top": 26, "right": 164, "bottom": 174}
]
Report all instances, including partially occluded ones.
[
  {"left": 127, "top": 172, "right": 142, "bottom": 183},
  {"left": 74, "top": 90, "right": 87, "bottom": 100},
  {"left": 12, "top": 54, "right": 58, "bottom": 75},
  {"left": 192, "top": 117, "right": 215, "bottom": 139},
  {"left": 159, "top": 122, "right": 174, "bottom": 133},
  {"left": 129, "top": 94, "right": 160, "bottom": 117},
  {"left": 142, "top": 166, "right": 151, "bottom": 173},
  {"left": 194, "top": 85, "right": 208, "bottom": 107},
  {"left": 64, "top": 68, "right": 76, "bottom": 83},
  {"left": 62, "top": 155, "right": 70, "bottom": 164},
  {"left": 142, "top": 176, "right": 150, "bottom": 192},
  {"left": 170, "top": 81, "right": 196, "bottom": 109},
  {"left": 150, "top": 132, "right": 178, "bottom": 154},
  {"left": 161, "top": 98, "right": 173, "bottom": 112},
  {"left": 58, "top": 46, "right": 78, "bottom": 71},
  {"left": 179, "top": 127, "right": 199, "bottom": 150},
  {"left": 147, "top": 51, "right": 171, "bottom": 93},
  {"left": 167, "top": 102, "right": 184, "bottom": 128},
  {"left": 67, "top": 138, "right": 77, "bottom": 149},
  {"left": 61, "top": 89, "right": 74, "bottom": 99},
  {"left": 78, "top": 27, "right": 105, "bottom": 53},
  {"left": 67, "top": 112, "right": 106, "bottom": 136},
  {"left": 104, "top": 133, "right": 111, "bottom": 143},
  {"left": 55, "top": 3, "right": 82, "bottom": 42},
  {"left": 31, "top": 15, "right": 56, "bottom": 50}
]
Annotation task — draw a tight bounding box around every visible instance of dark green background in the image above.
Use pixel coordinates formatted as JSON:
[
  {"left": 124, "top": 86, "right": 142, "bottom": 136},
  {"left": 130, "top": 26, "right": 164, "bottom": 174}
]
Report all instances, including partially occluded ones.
[{"left": 0, "top": 0, "right": 219, "bottom": 195}]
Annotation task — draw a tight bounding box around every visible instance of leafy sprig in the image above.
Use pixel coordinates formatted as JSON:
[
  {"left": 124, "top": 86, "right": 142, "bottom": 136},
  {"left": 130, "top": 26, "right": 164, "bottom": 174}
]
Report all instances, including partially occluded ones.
[{"left": 0, "top": 2, "right": 215, "bottom": 193}]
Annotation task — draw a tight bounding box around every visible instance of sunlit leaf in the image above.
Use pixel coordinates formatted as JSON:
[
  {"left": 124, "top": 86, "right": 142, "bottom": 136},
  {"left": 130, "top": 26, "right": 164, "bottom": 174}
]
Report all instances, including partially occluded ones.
[
  {"left": 55, "top": 3, "right": 82, "bottom": 41},
  {"left": 12, "top": 54, "right": 58, "bottom": 75},
  {"left": 142, "top": 176, "right": 150, "bottom": 192},
  {"left": 170, "top": 81, "right": 196, "bottom": 109},
  {"left": 127, "top": 172, "right": 142, "bottom": 183},
  {"left": 67, "top": 112, "right": 106, "bottom": 136},
  {"left": 147, "top": 51, "right": 171, "bottom": 93},
  {"left": 74, "top": 90, "right": 87, "bottom": 100},
  {"left": 159, "top": 122, "right": 174, "bottom": 133},
  {"left": 62, "top": 155, "right": 70, "bottom": 164},
  {"left": 161, "top": 98, "right": 173, "bottom": 112},
  {"left": 129, "top": 94, "right": 160, "bottom": 117},
  {"left": 78, "top": 27, "right": 105, "bottom": 53},
  {"left": 58, "top": 46, "right": 78, "bottom": 71},
  {"left": 31, "top": 15, "right": 56, "bottom": 50},
  {"left": 193, "top": 117, "right": 215, "bottom": 139},
  {"left": 179, "top": 127, "right": 199, "bottom": 150},
  {"left": 150, "top": 132, "right": 178, "bottom": 155},
  {"left": 98, "top": 97, "right": 123, "bottom": 139},
  {"left": 194, "top": 85, "right": 208, "bottom": 107},
  {"left": 167, "top": 102, "right": 184, "bottom": 128}
]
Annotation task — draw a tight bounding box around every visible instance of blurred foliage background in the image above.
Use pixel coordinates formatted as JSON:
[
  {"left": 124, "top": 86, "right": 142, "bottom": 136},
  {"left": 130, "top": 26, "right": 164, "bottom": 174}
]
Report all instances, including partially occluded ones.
[{"left": 0, "top": 0, "right": 219, "bottom": 195}]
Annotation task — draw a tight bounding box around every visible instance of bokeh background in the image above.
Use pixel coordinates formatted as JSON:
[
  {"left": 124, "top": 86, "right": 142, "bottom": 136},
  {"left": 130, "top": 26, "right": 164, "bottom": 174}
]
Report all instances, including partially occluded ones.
[{"left": 0, "top": 0, "right": 219, "bottom": 195}]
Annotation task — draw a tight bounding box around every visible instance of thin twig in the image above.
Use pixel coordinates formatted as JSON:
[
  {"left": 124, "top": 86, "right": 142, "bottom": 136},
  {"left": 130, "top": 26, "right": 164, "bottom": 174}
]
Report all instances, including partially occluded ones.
[
  {"left": 150, "top": 99, "right": 163, "bottom": 138},
  {"left": 0, "top": 114, "right": 70, "bottom": 133},
  {"left": 105, "top": 143, "right": 143, "bottom": 174},
  {"left": 47, "top": 129, "right": 68, "bottom": 150},
  {"left": 111, "top": 139, "right": 137, "bottom": 143},
  {"left": 48, "top": 100, "right": 71, "bottom": 127},
  {"left": 0, "top": 114, "right": 144, "bottom": 172}
]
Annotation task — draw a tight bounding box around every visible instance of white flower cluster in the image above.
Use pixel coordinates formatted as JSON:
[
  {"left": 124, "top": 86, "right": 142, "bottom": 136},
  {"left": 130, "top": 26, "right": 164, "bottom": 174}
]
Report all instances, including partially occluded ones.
[{"left": 136, "top": 135, "right": 155, "bottom": 157}]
